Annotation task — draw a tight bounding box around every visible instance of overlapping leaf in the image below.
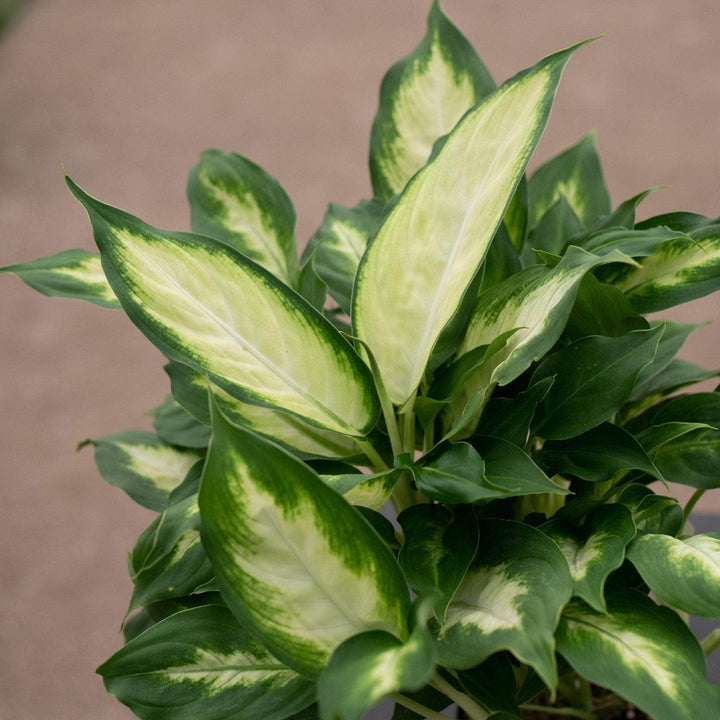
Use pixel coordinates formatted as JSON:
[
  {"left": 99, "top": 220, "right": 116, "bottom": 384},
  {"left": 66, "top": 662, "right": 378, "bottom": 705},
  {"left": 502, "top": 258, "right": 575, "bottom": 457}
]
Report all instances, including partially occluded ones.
[
  {"left": 82, "top": 430, "right": 202, "bottom": 511},
  {"left": 627, "top": 532, "right": 720, "bottom": 617},
  {"left": 1, "top": 248, "right": 119, "bottom": 308},
  {"left": 369, "top": 0, "right": 495, "bottom": 201},
  {"left": 68, "top": 178, "right": 379, "bottom": 437},
  {"left": 199, "top": 400, "right": 410, "bottom": 676},
  {"left": 557, "top": 589, "right": 719, "bottom": 720},
  {"left": 355, "top": 42, "right": 589, "bottom": 406},
  {"left": 436, "top": 519, "right": 572, "bottom": 688},
  {"left": 187, "top": 149, "right": 299, "bottom": 286},
  {"left": 98, "top": 605, "right": 316, "bottom": 720},
  {"left": 165, "top": 361, "right": 361, "bottom": 459}
]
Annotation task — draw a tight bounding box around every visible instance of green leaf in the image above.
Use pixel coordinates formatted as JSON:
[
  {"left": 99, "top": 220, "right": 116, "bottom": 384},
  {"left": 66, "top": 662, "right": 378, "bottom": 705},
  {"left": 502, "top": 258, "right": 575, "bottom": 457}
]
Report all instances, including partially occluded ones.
[
  {"left": 165, "top": 361, "right": 361, "bottom": 459},
  {"left": 588, "top": 187, "right": 658, "bottom": 232},
  {"left": 456, "top": 654, "right": 522, "bottom": 717},
  {"left": 355, "top": 42, "right": 590, "bottom": 405},
  {"left": 540, "top": 422, "right": 664, "bottom": 483},
  {"left": 1, "top": 248, "right": 119, "bottom": 308},
  {"left": 531, "top": 325, "right": 663, "bottom": 440},
  {"left": 149, "top": 395, "right": 211, "bottom": 449},
  {"left": 297, "top": 251, "right": 327, "bottom": 311},
  {"left": 541, "top": 504, "right": 636, "bottom": 612},
  {"left": 557, "top": 588, "right": 719, "bottom": 720},
  {"left": 629, "top": 320, "right": 704, "bottom": 400},
  {"left": 627, "top": 359, "right": 720, "bottom": 407},
  {"left": 199, "top": 400, "right": 410, "bottom": 676},
  {"left": 398, "top": 504, "right": 478, "bottom": 622},
  {"left": 390, "top": 685, "right": 451, "bottom": 720},
  {"left": 436, "top": 519, "right": 573, "bottom": 689},
  {"left": 611, "top": 224, "right": 720, "bottom": 312},
  {"left": 616, "top": 485, "right": 684, "bottom": 537},
  {"left": 83, "top": 430, "right": 202, "bottom": 511},
  {"left": 628, "top": 532, "right": 720, "bottom": 618},
  {"left": 562, "top": 275, "right": 648, "bottom": 341},
  {"left": 521, "top": 195, "right": 584, "bottom": 263},
  {"left": 318, "top": 600, "right": 436, "bottom": 720},
  {"left": 320, "top": 468, "right": 401, "bottom": 512},
  {"left": 446, "top": 247, "right": 637, "bottom": 432},
  {"left": 98, "top": 605, "right": 316, "bottom": 720},
  {"left": 579, "top": 225, "right": 681, "bottom": 259},
  {"left": 187, "top": 149, "right": 299, "bottom": 286},
  {"left": 67, "top": 177, "right": 379, "bottom": 438},
  {"left": 129, "top": 493, "right": 213, "bottom": 612},
  {"left": 528, "top": 132, "right": 611, "bottom": 227},
  {"left": 308, "top": 200, "right": 384, "bottom": 315},
  {"left": 477, "top": 224, "right": 522, "bottom": 294},
  {"left": 635, "top": 210, "right": 710, "bottom": 233},
  {"left": 503, "top": 176, "right": 529, "bottom": 253},
  {"left": 474, "top": 377, "right": 555, "bottom": 447},
  {"left": 369, "top": 0, "right": 495, "bottom": 202}
]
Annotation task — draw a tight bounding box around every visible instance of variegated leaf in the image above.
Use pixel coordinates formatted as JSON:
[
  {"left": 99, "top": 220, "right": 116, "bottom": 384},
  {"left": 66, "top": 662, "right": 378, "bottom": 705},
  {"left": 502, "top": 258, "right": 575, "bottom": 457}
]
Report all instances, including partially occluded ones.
[
  {"left": 129, "top": 493, "right": 214, "bottom": 612},
  {"left": 321, "top": 468, "right": 401, "bottom": 512},
  {"left": 444, "top": 247, "right": 633, "bottom": 432},
  {"left": 199, "top": 400, "right": 410, "bottom": 676},
  {"left": 528, "top": 132, "right": 611, "bottom": 227},
  {"left": 82, "top": 430, "right": 202, "bottom": 511},
  {"left": 369, "top": 0, "right": 495, "bottom": 202},
  {"left": 68, "top": 178, "right": 379, "bottom": 437},
  {"left": 355, "top": 42, "right": 589, "bottom": 406},
  {"left": 187, "top": 149, "right": 299, "bottom": 286},
  {"left": 318, "top": 600, "right": 437, "bottom": 720},
  {"left": 627, "top": 532, "right": 720, "bottom": 618},
  {"left": 98, "top": 605, "right": 316, "bottom": 720},
  {"left": 436, "top": 519, "right": 572, "bottom": 689},
  {"left": 308, "top": 200, "right": 384, "bottom": 315},
  {"left": 1, "top": 248, "right": 119, "bottom": 308},
  {"left": 165, "top": 361, "right": 362, "bottom": 459},
  {"left": 611, "top": 224, "right": 720, "bottom": 312},
  {"left": 557, "top": 589, "right": 719, "bottom": 720},
  {"left": 541, "top": 504, "right": 636, "bottom": 612}
]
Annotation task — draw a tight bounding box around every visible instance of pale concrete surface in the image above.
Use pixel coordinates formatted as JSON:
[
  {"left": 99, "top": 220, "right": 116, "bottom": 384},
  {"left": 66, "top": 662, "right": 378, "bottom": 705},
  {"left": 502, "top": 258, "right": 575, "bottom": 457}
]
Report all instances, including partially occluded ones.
[{"left": 1, "top": 1, "right": 719, "bottom": 718}]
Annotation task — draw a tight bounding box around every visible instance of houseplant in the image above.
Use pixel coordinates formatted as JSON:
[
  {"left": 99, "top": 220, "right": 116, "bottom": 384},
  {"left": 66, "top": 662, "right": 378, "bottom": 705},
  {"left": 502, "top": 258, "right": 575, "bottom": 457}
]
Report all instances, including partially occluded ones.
[{"left": 3, "top": 1, "right": 720, "bottom": 718}]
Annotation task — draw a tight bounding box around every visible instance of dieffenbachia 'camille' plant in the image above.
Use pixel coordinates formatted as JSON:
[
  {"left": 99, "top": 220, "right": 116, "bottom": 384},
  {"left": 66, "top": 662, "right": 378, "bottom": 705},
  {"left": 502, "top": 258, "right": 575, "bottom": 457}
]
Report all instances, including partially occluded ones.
[{"left": 4, "top": 3, "right": 720, "bottom": 719}]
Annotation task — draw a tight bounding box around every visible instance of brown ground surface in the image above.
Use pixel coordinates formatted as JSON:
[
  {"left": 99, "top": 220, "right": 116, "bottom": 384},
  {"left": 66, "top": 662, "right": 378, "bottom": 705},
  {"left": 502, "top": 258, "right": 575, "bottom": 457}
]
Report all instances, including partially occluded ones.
[{"left": 1, "top": 2, "right": 719, "bottom": 719}]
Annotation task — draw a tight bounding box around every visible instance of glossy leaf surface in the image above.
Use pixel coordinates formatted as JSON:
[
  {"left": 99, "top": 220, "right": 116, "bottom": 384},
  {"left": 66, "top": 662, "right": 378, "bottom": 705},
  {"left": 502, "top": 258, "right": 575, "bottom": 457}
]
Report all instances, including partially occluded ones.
[
  {"left": 199, "top": 402, "right": 410, "bottom": 676},
  {"left": 355, "top": 43, "right": 587, "bottom": 405},
  {"left": 98, "top": 605, "right": 316, "bottom": 720},
  {"left": 68, "top": 178, "right": 379, "bottom": 437}
]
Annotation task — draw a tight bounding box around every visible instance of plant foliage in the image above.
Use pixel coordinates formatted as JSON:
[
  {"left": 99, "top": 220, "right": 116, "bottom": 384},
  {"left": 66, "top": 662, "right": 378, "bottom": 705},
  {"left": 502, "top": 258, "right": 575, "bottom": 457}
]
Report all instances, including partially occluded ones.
[{"left": 4, "top": 3, "right": 720, "bottom": 719}]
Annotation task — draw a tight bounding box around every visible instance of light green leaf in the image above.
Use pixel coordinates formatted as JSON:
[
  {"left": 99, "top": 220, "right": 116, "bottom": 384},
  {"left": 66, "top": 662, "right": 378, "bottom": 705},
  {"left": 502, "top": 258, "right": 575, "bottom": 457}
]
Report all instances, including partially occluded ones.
[
  {"left": 321, "top": 468, "right": 401, "bottom": 512},
  {"left": 98, "top": 605, "right": 316, "bottom": 720},
  {"left": 129, "top": 493, "right": 213, "bottom": 612},
  {"left": 165, "top": 361, "right": 362, "bottom": 459},
  {"left": 82, "top": 430, "right": 202, "bottom": 511},
  {"left": 1, "top": 248, "right": 119, "bottom": 308},
  {"left": 628, "top": 532, "right": 720, "bottom": 618},
  {"left": 611, "top": 224, "right": 720, "bottom": 312},
  {"left": 528, "top": 132, "right": 611, "bottom": 227},
  {"left": 369, "top": 0, "right": 495, "bottom": 202},
  {"left": 557, "top": 589, "right": 719, "bottom": 720},
  {"left": 445, "top": 247, "right": 635, "bottom": 432},
  {"left": 398, "top": 504, "right": 478, "bottom": 622},
  {"left": 308, "top": 200, "right": 384, "bottom": 315},
  {"left": 149, "top": 395, "right": 211, "bottom": 449},
  {"left": 531, "top": 325, "right": 663, "bottom": 440},
  {"left": 318, "top": 600, "right": 436, "bottom": 720},
  {"left": 199, "top": 401, "right": 410, "bottom": 676},
  {"left": 541, "top": 504, "right": 636, "bottom": 612},
  {"left": 187, "top": 149, "right": 299, "bottom": 286},
  {"left": 436, "top": 519, "right": 572, "bottom": 689},
  {"left": 68, "top": 178, "right": 379, "bottom": 438},
  {"left": 355, "top": 42, "right": 589, "bottom": 406}
]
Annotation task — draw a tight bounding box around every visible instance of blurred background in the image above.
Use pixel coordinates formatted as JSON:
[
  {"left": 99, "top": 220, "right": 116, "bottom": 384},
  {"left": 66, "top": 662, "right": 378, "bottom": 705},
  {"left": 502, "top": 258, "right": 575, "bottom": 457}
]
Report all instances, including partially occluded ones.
[{"left": 1, "top": 1, "right": 719, "bottom": 718}]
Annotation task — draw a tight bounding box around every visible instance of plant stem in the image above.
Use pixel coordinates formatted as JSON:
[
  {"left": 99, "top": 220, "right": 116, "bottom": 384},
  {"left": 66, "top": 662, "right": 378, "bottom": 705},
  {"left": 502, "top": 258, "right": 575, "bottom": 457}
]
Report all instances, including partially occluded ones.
[
  {"left": 355, "top": 438, "right": 389, "bottom": 471},
  {"left": 701, "top": 628, "right": 720, "bottom": 656},
  {"left": 682, "top": 488, "right": 706, "bottom": 527},
  {"left": 519, "top": 704, "right": 593, "bottom": 720},
  {"left": 388, "top": 692, "right": 449, "bottom": 720},
  {"left": 430, "top": 672, "right": 489, "bottom": 720},
  {"left": 400, "top": 390, "right": 417, "bottom": 455}
]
